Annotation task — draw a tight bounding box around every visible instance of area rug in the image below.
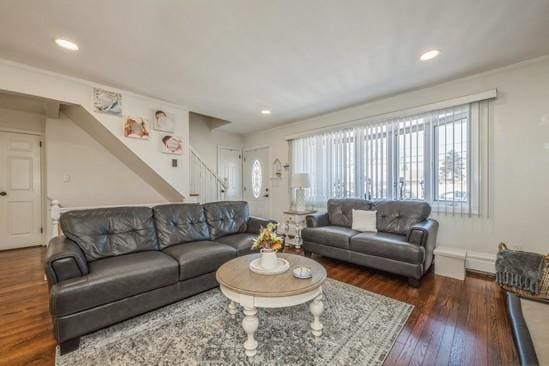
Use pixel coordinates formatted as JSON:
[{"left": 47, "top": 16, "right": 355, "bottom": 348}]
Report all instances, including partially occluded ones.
[{"left": 56, "top": 279, "right": 413, "bottom": 365}]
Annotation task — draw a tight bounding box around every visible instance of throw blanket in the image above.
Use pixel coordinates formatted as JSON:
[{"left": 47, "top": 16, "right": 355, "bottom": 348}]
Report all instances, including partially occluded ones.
[{"left": 496, "top": 247, "right": 545, "bottom": 295}]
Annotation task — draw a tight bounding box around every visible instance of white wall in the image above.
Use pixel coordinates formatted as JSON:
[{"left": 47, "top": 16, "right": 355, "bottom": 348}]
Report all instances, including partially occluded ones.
[
  {"left": 244, "top": 56, "right": 549, "bottom": 256},
  {"left": 0, "top": 59, "right": 190, "bottom": 199},
  {"left": 189, "top": 113, "right": 244, "bottom": 171},
  {"left": 0, "top": 107, "right": 45, "bottom": 133},
  {"left": 46, "top": 113, "right": 166, "bottom": 207}
]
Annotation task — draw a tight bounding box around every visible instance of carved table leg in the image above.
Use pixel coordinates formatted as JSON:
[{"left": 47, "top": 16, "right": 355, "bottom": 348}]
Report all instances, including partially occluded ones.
[
  {"left": 295, "top": 222, "right": 303, "bottom": 249},
  {"left": 242, "top": 306, "right": 259, "bottom": 357},
  {"left": 228, "top": 301, "right": 238, "bottom": 318},
  {"left": 309, "top": 294, "right": 324, "bottom": 337}
]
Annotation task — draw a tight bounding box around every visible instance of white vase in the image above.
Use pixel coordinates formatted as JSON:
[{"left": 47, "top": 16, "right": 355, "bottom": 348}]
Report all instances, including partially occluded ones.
[{"left": 260, "top": 249, "right": 277, "bottom": 271}]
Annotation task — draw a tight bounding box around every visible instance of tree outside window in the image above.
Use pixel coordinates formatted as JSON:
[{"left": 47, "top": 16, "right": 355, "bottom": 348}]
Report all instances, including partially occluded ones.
[{"left": 439, "top": 150, "right": 465, "bottom": 182}]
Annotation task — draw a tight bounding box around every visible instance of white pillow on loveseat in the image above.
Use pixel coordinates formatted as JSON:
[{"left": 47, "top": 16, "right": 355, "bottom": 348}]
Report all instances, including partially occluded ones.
[{"left": 352, "top": 209, "right": 377, "bottom": 232}]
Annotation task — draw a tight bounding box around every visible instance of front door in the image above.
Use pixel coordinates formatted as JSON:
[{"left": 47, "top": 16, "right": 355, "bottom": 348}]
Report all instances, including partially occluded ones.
[
  {"left": 243, "top": 147, "right": 270, "bottom": 218},
  {"left": 218, "top": 147, "right": 242, "bottom": 201},
  {"left": 0, "top": 132, "right": 43, "bottom": 250}
]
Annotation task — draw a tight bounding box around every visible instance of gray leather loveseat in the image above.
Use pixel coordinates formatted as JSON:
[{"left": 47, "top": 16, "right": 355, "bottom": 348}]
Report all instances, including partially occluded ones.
[
  {"left": 45, "top": 201, "right": 274, "bottom": 353},
  {"left": 301, "top": 199, "right": 438, "bottom": 287}
]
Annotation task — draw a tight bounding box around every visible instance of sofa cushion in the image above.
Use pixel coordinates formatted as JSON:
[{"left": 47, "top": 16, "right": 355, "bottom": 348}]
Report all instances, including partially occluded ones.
[
  {"left": 352, "top": 209, "right": 377, "bottom": 232},
  {"left": 328, "top": 199, "right": 373, "bottom": 227},
  {"left": 60, "top": 207, "right": 159, "bottom": 262},
  {"left": 153, "top": 204, "right": 210, "bottom": 249},
  {"left": 162, "top": 241, "right": 236, "bottom": 281},
  {"left": 203, "top": 201, "right": 249, "bottom": 239},
  {"left": 301, "top": 225, "right": 360, "bottom": 250},
  {"left": 350, "top": 232, "right": 425, "bottom": 264},
  {"left": 216, "top": 233, "right": 256, "bottom": 256},
  {"left": 50, "top": 251, "right": 179, "bottom": 316},
  {"left": 374, "top": 200, "right": 431, "bottom": 235}
]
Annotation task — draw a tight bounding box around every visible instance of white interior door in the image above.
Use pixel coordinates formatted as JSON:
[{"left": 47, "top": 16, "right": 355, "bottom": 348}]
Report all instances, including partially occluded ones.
[
  {"left": 218, "top": 147, "right": 242, "bottom": 200},
  {"left": 0, "top": 132, "right": 43, "bottom": 250},
  {"left": 243, "top": 147, "right": 270, "bottom": 218}
]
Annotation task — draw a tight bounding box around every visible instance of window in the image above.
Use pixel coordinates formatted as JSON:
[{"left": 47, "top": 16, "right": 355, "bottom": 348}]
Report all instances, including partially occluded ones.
[
  {"left": 251, "top": 159, "right": 262, "bottom": 198},
  {"left": 290, "top": 101, "right": 490, "bottom": 216},
  {"left": 434, "top": 111, "right": 468, "bottom": 203}
]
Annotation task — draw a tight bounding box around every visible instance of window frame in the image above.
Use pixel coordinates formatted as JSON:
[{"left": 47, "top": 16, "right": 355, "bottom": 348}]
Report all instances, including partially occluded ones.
[{"left": 290, "top": 101, "right": 488, "bottom": 215}]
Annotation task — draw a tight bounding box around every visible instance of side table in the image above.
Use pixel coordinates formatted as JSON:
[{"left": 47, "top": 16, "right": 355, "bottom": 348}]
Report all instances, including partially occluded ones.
[{"left": 282, "top": 209, "right": 315, "bottom": 249}]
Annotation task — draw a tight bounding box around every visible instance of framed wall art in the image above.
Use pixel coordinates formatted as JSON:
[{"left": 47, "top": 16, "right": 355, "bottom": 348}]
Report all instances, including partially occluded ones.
[{"left": 93, "top": 88, "right": 122, "bottom": 115}]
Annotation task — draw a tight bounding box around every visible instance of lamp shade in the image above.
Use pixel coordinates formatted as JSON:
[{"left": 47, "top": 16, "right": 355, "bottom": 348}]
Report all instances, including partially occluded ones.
[{"left": 291, "top": 173, "right": 310, "bottom": 188}]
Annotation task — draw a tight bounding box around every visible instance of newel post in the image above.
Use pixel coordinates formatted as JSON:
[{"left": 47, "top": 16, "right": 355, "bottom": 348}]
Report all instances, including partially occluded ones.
[{"left": 50, "top": 200, "right": 61, "bottom": 240}]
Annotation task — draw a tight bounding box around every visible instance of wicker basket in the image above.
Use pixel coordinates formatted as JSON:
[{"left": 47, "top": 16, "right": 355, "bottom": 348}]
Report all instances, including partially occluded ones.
[{"left": 498, "top": 243, "right": 549, "bottom": 302}]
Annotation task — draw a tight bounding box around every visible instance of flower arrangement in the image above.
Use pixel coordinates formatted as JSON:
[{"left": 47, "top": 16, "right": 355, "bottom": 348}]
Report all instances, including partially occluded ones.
[{"left": 251, "top": 223, "right": 284, "bottom": 252}]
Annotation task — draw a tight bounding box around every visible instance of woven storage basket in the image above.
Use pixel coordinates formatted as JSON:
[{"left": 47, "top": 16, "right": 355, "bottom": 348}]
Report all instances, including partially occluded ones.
[{"left": 498, "top": 243, "right": 549, "bottom": 303}]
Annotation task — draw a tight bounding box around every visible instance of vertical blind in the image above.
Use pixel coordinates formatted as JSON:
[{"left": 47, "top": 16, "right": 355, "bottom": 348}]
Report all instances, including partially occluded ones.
[{"left": 290, "top": 101, "right": 490, "bottom": 216}]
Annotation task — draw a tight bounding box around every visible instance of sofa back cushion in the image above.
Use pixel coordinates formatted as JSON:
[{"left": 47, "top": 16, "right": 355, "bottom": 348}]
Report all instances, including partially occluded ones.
[
  {"left": 60, "top": 206, "right": 159, "bottom": 262},
  {"left": 203, "top": 201, "right": 249, "bottom": 239},
  {"left": 328, "top": 199, "right": 373, "bottom": 227},
  {"left": 374, "top": 200, "right": 431, "bottom": 235},
  {"left": 152, "top": 204, "right": 210, "bottom": 249}
]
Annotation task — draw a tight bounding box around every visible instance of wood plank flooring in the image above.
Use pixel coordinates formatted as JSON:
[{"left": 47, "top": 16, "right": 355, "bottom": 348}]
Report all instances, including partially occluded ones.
[{"left": 0, "top": 246, "right": 518, "bottom": 365}]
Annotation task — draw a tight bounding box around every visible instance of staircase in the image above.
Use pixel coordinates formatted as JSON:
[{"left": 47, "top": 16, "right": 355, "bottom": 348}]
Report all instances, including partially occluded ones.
[{"left": 189, "top": 146, "right": 226, "bottom": 203}]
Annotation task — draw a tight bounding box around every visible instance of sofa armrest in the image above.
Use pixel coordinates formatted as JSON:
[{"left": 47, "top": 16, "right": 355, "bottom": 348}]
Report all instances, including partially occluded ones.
[
  {"left": 407, "top": 219, "right": 438, "bottom": 247},
  {"left": 407, "top": 219, "right": 439, "bottom": 270},
  {"left": 246, "top": 217, "right": 277, "bottom": 234},
  {"left": 45, "top": 236, "right": 88, "bottom": 286},
  {"left": 306, "top": 212, "right": 330, "bottom": 228}
]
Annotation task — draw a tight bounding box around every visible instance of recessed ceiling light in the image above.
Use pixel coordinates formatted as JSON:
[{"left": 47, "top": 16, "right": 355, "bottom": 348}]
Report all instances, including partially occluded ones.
[
  {"left": 420, "top": 49, "right": 440, "bottom": 61},
  {"left": 261, "top": 109, "right": 271, "bottom": 115},
  {"left": 54, "top": 38, "right": 79, "bottom": 51}
]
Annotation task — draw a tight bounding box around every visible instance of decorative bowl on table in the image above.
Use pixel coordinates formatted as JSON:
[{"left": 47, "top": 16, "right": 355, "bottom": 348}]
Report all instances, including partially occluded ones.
[
  {"left": 249, "top": 257, "right": 290, "bottom": 275},
  {"left": 292, "top": 266, "right": 313, "bottom": 279}
]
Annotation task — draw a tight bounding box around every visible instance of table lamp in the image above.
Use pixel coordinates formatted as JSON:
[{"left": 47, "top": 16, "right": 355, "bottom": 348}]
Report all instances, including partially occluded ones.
[{"left": 291, "top": 173, "right": 310, "bottom": 212}]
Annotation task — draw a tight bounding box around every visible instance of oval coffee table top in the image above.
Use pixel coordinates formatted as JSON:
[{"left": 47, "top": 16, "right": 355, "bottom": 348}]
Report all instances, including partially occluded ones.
[{"left": 216, "top": 253, "right": 327, "bottom": 297}]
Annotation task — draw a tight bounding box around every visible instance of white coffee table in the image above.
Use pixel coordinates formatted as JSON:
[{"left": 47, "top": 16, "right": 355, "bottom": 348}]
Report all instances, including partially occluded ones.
[{"left": 216, "top": 253, "right": 327, "bottom": 357}]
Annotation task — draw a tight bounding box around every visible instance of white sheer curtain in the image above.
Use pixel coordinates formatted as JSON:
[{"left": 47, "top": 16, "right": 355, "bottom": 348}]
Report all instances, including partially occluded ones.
[
  {"left": 290, "top": 128, "right": 355, "bottom": 208},
  {"left": 290, "top": 101, "right": 490, "bottom": 216}
]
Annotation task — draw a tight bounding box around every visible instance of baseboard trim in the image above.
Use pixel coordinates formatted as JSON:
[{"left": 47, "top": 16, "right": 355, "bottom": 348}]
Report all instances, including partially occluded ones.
[
  {"left": 465, "top": 250, "right": 496, "bottom": 274},
  {"left": 466, "top": 268, "right": 495, "bottom": 278}
]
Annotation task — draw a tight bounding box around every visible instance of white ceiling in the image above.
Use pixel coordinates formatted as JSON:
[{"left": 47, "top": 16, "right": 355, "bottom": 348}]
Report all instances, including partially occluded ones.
[{"left": 0, "top": 0, "right": 548, "bottom": 134}]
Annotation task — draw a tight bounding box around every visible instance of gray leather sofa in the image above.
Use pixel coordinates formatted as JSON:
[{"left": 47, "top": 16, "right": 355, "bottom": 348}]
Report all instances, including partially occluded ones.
[
  {"left": 301, "top": 199, "right": 438, "bottom": 287},
  {"left": 45, "top": 201, "right": 274, "bottom": 353}
]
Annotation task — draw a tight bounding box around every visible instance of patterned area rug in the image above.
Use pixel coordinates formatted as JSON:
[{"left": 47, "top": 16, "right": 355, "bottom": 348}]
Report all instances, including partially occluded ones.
[{"left": 56, "top": 279, "right": 413, "bottom": 365}]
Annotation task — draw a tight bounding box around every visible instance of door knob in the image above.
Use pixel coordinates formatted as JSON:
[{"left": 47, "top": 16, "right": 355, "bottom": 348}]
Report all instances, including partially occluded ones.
[
  {"left": 263, "top": 194, "right": 269, "bottom": 198},
  {"left": 0, "top": 192, "right": 6, "bottom": 197}
]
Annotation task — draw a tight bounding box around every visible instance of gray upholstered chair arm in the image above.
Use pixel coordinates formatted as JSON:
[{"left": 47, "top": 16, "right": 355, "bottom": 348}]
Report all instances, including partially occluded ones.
[
  {"left": 45, "top": 236, "right": 88, "bottom": 286},
  {"left": 246, "top": 217, "right": 277, "bottom": 234},
  {"left": 407, "top": 219, "right": 439, "bottom": 271},
  {"left": 407, "top": 219, "right": 438, "bottom": 247},
  {"left": 306, "top": 212, "right": 330, "bottom": 228}
]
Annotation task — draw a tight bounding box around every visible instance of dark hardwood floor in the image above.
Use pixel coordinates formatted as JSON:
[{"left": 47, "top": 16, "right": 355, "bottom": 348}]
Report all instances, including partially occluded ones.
[{"left": 0, "top": 246, "right": 518, "bottom": 366}]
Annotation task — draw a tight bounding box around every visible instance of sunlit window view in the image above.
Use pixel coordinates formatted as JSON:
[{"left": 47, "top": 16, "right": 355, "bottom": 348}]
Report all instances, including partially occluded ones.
[
  {"left": 291, "top": 104, "right": 472, "bottom": 209},
  {"left": 397, "top": 119, "right": 425, "bottom": 200},
  {"left": 435, "top": 117, "right": 468, "bottom": 202}
]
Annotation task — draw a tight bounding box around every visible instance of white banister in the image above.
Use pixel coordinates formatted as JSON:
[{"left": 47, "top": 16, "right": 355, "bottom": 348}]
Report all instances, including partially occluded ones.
[
  {"left": 189, "top": 146, "right": 226, "bottom": 203},
  {"left": 50, "top": 199, "right": 62, "bottom": 239}
]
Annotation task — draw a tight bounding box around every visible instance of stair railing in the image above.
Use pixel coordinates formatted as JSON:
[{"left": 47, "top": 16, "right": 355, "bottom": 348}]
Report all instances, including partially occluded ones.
[{"left": 189, "top": 146, "right": 227, "bottom": 203}]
